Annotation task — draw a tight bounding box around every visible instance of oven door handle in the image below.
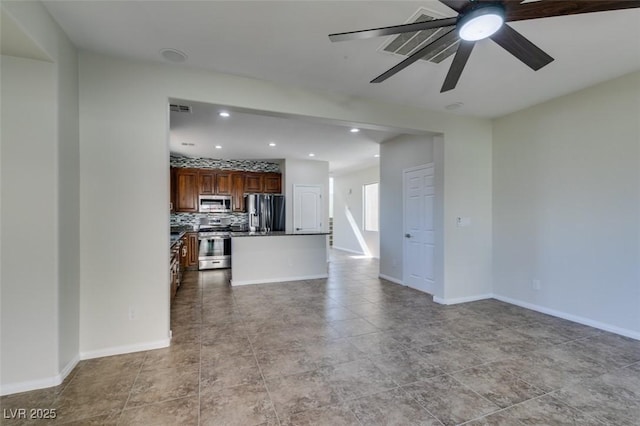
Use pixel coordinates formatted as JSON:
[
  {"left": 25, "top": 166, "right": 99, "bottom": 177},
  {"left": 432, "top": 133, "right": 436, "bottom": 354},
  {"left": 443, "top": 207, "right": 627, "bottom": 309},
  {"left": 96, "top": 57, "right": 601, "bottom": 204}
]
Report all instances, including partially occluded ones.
[{"left": 198, "top": 236, "right": 230, "bottom": 240}]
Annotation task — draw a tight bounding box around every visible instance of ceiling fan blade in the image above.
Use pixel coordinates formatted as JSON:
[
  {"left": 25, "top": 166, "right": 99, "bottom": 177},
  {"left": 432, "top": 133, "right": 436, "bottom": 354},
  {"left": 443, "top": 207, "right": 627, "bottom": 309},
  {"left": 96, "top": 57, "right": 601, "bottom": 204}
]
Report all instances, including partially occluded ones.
[
  {"left": 506, "top": 0, "right": 640, "bottom": 22},
  {"left": 371, "top": 28, "right": 457, "bottom": 83},
  {"left": 438, "top": 0, "right": 470, "bottom": 13},
  {"left": 329, "top": 17, "right": 457, "bottom": 42},
  {"left": 441, "top": 41, "right": 475, "bottom": 92},
  {"left": 490, "top": 24, "right": 554, "bottom": 71}
]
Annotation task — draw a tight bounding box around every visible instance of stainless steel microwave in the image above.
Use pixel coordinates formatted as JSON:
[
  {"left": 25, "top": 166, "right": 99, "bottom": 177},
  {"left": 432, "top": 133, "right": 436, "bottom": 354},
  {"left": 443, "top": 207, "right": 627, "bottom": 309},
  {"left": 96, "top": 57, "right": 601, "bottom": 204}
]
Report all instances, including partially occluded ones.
[{"left": 198, "top": 195, "right": 232, "bottom": 213}]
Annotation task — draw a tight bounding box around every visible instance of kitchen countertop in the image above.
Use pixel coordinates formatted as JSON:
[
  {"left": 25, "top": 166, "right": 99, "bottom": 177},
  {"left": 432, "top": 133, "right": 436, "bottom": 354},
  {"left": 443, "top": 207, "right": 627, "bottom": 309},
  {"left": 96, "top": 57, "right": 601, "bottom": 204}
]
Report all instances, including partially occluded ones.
[
  {"left": 230, "top": 231, "right": 331, "bottom": 237},
  {"left": 170, "top": 230, "right": 186, "bottom": 248}
]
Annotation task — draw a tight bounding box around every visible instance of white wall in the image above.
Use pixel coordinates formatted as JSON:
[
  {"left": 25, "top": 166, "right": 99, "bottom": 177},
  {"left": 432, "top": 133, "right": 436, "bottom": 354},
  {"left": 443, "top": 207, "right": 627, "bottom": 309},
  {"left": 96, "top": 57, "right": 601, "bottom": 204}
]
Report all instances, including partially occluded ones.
[
  {"left": 493, "top": 71, "right": 640, "bottom": 336},
  {"left": 441, "top": 122, "right": 493, "bottom": 302},
  {"left": 333, "top": 166, "right": 380, "bottom": 257},
  {"left": 76, "top": 51, "right": 492, "bottom": 359},
  {"left": 0, "top": 0, "right": 79, "bottom": 394},
  {"left": 1, "top": 55, "right": 58, "bottom": 391},
  {"left": 283, "top": 159, "right": 330, "bottom": 234},
  {"left": 379, "top": 135, "right": 435, "bottom": 282}
]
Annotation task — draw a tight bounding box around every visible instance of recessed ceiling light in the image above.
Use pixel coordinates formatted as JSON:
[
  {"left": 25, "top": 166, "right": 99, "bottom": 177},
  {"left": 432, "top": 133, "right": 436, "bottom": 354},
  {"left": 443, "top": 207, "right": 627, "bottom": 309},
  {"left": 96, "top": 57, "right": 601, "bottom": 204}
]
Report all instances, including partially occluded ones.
[
  {"left": 308, "top": 153, "right": 315, "bottom": 157},
  {"left": 159, "top": 48, "right": 187, "bottom": 63},
  {"left": 350, "top": 128, "right": 360, "bottom": 133},
  {"left": 219, "top": 112, "right": 230, "bottom": 118},
  {"left": 269, "top": 142, "right": 277, "bottom": 147},
  {"left": 374, "top": 154, "right": 380, "bottom": 158},
  {"left": 215, "top": 145, "right": 222, "bottom": 149},
  {"left": 445, "top": 102, "right": 464, "bottom": 110}
]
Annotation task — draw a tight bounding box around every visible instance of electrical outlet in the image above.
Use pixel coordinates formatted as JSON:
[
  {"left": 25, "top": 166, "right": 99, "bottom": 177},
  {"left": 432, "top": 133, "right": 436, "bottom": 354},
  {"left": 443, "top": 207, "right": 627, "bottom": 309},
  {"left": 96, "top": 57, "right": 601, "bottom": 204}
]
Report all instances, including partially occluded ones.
[
  {"left": 128, "top": 306, "right": 136, "bottom": 320},
  {"left": 532, "top": 279, "right": 541, "bottom": 291}
]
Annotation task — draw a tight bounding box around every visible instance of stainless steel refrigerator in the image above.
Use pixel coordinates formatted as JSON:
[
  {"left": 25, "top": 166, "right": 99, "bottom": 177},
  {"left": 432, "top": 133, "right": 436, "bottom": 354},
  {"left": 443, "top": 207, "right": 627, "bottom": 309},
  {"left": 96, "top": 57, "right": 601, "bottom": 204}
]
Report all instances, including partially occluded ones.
[{"left": 245, "top": 194, "right": 285, "bottom": 232}]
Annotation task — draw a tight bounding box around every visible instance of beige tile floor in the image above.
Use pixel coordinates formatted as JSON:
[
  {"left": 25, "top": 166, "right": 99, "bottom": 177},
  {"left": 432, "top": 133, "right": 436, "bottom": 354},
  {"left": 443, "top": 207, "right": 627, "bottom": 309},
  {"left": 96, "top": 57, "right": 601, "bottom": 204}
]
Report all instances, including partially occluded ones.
[{"left": 3, "top": 250, "right": 640, "bottom": 425}]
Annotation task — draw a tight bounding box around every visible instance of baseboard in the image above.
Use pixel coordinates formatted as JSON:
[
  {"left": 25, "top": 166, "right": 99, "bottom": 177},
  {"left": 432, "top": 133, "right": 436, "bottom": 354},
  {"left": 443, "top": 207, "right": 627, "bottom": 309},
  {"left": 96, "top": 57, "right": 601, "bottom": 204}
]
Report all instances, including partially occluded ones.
[
  {"left": 379, "top": 273, "right": 403, "bottom": 285},
  {"left": 231, "top": 274, "right": 329, "bottom": 286},
  {"left": 59, "top": 354, "right": 80, "bottom": 384},
  {"left": 0, "top": 354, "right": 79, "bottom": 396},
  {"left": 79, "top": 338, "right": 170, "bottom": 360},
  {"left": 493, "top": 294, "right": 640, "bottom": 340},
  {"left": 332, "top": 246, "right": 365, "bottom": 255},
  {"left": 433, "top": 293, "right": 493, "bottom": 305}
]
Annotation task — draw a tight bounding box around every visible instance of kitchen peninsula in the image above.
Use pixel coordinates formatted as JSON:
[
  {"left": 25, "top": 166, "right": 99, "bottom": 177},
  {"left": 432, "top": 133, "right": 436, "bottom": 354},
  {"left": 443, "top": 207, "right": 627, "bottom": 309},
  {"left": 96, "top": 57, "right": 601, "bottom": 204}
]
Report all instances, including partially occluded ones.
[{"left": 230, "top": 232, "right": 329, "bottom": 286}]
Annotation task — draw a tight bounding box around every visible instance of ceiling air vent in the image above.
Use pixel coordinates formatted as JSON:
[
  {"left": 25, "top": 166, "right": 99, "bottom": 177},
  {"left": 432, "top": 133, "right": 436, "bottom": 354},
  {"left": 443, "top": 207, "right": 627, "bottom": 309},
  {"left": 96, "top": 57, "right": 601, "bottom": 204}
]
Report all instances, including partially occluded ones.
[
  {"left": 169, "top": 104, "right": 192, "bottom": 113},
  {"left": 380, "top": 9, "right": 459, "bottom": 64}
]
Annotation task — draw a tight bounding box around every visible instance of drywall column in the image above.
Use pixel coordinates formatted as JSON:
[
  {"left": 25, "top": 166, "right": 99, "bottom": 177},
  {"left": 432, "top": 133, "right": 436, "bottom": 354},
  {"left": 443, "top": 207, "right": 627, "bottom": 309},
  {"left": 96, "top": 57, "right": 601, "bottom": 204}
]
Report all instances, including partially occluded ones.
[
  {"left": 1, "top": 0, "right": 80, "bottom": 394},
  {"left": 1, "top": 55, "right": 59, "bottom": 393}
]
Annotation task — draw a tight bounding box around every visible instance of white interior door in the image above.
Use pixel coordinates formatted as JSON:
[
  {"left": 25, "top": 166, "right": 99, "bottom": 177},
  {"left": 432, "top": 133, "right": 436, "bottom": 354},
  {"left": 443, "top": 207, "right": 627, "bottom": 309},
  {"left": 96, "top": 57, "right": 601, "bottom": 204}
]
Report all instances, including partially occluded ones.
[
  {"left": 403, "top": 164, "right": 435, "bottom": 294},
  {"left": 293, "top": 184, "right": 323, "bottom": 233}
]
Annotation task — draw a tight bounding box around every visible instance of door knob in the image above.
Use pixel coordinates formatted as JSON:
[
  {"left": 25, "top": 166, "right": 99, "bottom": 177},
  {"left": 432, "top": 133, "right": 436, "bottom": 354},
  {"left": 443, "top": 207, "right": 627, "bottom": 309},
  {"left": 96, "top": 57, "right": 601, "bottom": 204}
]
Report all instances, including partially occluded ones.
[{"left": 405, "top": 233, "right": 411, "bottom": 238}]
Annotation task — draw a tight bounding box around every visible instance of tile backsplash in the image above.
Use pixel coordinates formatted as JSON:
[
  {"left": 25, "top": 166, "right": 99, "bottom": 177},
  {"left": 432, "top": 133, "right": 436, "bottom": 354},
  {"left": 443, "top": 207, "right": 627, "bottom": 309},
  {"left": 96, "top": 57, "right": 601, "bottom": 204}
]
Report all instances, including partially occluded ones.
[
  {"left": 171, "top": 212, "right": 248, "bottom": 228},
  {"left": 170, "top": 155, "right": 280, "bottom": 172}
]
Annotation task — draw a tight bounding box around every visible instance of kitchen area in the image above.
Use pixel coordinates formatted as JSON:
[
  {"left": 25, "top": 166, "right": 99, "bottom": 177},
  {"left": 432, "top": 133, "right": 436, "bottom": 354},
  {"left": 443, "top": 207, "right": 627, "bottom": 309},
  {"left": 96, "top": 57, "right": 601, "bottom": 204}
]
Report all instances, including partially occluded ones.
[{"left": 169, "top": 154, "right": 330, "bottom": 303}]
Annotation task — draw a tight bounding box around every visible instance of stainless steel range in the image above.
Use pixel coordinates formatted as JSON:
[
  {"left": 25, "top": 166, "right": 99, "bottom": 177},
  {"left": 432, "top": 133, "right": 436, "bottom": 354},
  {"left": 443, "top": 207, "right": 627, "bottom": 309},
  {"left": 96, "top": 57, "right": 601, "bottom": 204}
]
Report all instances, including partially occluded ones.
[{"left": 198, "top": 218, "right": 231, "bottom": 270}]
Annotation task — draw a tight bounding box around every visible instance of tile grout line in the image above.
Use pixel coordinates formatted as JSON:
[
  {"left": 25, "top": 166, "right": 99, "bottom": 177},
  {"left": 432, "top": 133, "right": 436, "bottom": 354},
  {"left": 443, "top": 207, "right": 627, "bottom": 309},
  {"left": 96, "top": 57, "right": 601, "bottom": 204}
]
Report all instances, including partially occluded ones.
[
  {"left": 115, "top": 352, "right": 147, "bottom": 425},
  {"left": 237, "top": 289, "right": 283, "bottom": 426},
  {"left": 393, "top": 382, "right": 445, "bottom": 425}
]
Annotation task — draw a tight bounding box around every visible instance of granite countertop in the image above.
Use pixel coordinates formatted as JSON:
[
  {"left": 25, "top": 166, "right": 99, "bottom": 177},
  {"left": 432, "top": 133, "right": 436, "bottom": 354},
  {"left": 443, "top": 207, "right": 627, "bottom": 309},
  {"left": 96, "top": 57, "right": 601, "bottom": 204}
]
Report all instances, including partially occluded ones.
[
  {"left": 170, "top": 230, "right": 186, "bottom": 248},
  {"left": 231, "top": 231, "right": 331, "bottom": 237}
]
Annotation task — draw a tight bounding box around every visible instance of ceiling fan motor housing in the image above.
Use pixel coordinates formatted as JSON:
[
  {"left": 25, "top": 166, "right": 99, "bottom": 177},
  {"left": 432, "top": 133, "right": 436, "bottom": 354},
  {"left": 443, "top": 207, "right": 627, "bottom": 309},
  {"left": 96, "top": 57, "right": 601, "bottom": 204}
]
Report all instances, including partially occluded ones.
[{"left": 457, "top": 3, "right": 506, "bottom": 41}]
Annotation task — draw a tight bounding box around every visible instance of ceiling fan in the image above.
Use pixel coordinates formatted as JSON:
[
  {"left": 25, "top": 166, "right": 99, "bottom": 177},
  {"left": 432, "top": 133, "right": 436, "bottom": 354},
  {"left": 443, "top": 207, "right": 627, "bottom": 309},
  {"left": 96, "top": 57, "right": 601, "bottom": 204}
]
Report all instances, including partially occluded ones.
[{"left": 329, "top": 0, "right": 640, "bottom": 92}]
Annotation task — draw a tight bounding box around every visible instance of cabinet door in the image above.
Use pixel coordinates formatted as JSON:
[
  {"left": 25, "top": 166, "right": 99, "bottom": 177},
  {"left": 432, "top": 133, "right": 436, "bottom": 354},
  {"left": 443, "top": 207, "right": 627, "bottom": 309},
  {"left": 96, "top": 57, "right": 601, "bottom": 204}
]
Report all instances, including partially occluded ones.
[
  {"left": 175, "top": 169, "right": 199, "bottom": 212},
  {"left": 187, "top": 232, "right": 199, "bottom": 267},
  {"left": 170, "top": 168, "right": 176, "bottom": 212},
  {"left": 216, "top": 172, "right": 232, "bottom": 195},
  {"left": 180, "top": 235, "right": 188, "bottom": 268},
  {"left": 198, "top": 170, "right": 216, "bottom": 195},
  {"left": 263, "top": 173, "right": 282, "bottom": 194},
  {"left": 231, "top": 174, "right": 245, "bottom": 212},
  {"left": 244, "top": 173, "right": 264, "bottom": 193}
]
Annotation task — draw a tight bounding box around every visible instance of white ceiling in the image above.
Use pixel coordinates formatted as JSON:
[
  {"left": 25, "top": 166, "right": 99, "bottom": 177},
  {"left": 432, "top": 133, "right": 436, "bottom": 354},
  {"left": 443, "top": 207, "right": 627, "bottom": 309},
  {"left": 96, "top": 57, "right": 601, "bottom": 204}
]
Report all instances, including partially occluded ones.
[
  {"left": 41, "top": 1, "right": 640, "bottom": 172},
  {"left": 170, "top": 100, "right": 406, "bottom": 174}
]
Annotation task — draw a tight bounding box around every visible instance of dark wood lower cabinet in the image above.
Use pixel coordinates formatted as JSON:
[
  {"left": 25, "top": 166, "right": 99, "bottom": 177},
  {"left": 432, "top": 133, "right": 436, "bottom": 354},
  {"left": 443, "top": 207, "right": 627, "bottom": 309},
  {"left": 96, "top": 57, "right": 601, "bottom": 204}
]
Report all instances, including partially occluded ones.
[{"left": 187, "top": 232, "right": 199, "bottom": 269}]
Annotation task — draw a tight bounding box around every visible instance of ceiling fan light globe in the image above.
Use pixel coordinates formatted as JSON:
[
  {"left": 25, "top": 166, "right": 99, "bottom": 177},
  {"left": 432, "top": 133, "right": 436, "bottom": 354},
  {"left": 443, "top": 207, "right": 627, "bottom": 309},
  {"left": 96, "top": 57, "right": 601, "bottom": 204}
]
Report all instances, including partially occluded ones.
[{"left": 458, "top": 6, "right": 505, "bottom": 41}]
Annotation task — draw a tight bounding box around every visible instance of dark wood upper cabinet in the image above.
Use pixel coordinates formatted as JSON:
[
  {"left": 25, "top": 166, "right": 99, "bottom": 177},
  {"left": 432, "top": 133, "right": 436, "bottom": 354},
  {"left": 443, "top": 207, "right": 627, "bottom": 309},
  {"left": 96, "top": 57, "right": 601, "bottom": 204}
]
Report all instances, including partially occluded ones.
[
  {"left": 231, "top": 173, "right": 245, "bottom": 212},
  {"left": 244, "top": 173, "right": 264, "bottom": 193},
  {"left": 172, "top": 167, "right": 281, "bottom": 213},
  {"left": 216, "top": 172, "right": 232, "bottom": 195},
  {"left": 175, "top": 168, "right": 199, "bottom": 212},
  {"left": 198, "top": 171, "right": 216, "bottom": 195},
  {"left": 263, "top": 173, "right": 282, "bottom": 194}
]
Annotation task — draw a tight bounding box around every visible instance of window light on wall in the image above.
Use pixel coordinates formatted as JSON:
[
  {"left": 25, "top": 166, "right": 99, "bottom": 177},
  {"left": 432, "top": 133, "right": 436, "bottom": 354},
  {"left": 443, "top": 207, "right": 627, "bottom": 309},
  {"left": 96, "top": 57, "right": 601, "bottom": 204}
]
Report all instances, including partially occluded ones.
[{"left": 363, "top": 182, "right": 379, "bottom": 232}]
